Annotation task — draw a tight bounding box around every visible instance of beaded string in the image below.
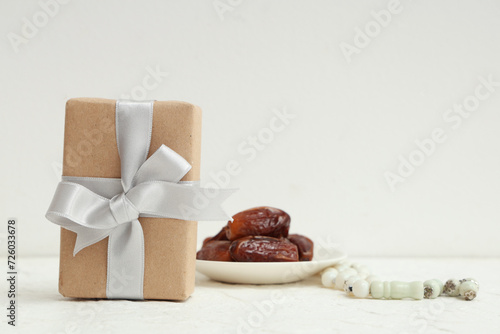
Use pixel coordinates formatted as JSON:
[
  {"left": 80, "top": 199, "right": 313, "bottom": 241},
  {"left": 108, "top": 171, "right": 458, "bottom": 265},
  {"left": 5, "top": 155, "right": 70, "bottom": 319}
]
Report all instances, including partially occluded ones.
[{"left": 321, "top": 261, "right": 479, "bottom": 301}]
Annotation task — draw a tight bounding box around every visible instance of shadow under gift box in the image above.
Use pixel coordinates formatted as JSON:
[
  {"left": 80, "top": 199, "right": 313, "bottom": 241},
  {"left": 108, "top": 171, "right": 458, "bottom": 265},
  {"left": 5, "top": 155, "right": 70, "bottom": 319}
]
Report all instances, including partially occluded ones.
[{"left": 58, "top": 98, "right": 201, "bottom": 300}]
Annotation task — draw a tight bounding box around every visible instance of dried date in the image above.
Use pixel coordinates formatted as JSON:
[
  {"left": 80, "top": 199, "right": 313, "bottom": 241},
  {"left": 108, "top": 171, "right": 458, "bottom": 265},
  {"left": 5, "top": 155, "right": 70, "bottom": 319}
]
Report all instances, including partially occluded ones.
[
  {"left": 226, "top": 207, "right": 290, "bottom": 241},
  {"left": 196, "top": 241, "right": 232, "bottom": 261},
  {"left": 229, "top": 236, "right": 299, "bottom": 262},
  {"left": 203, "top": 226, "right": 229, "bottom": 246},
  {"left": 287, "top": 234, "right": 314, "bottom": 261}
]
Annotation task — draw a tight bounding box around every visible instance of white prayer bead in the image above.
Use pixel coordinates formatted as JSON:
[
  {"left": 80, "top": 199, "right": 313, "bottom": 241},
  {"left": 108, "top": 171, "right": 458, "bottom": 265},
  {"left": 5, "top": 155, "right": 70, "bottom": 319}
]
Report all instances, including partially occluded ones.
[
  {"left": 443, "top": 279, "right": 461, "bottom": 296},
  {"left": 321, "top": 267, "right": 338, "bottom": 276},
  {"left": 370, "top": 281, "right": 384, "bottom": 299},
  {"left": 335, "top": 268, "right": 357, "bottom": 290},
  {"left": 321, "top": 268, "right": 338, "bottom": 288},
  {"left": 423, "top": 279, "right": 443, "bottom": 299},
  {"left": 459, "top": 278, "right": 479, "bottom": 301},
  {"left": 352, "top": 280, "right": 370, "bottom": 298},
  {"left": 335, "top": 272, "right": 353, "bottom": 290},
  {"left": 344, "top": 275, "right": 361, "bottom": 294}
]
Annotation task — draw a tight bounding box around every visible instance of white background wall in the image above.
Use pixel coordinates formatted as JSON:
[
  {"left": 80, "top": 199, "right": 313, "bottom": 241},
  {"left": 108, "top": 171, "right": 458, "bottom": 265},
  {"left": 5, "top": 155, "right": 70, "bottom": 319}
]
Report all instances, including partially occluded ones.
[{"left": 1, "top": 0, "right": 499, "bottom": 257}]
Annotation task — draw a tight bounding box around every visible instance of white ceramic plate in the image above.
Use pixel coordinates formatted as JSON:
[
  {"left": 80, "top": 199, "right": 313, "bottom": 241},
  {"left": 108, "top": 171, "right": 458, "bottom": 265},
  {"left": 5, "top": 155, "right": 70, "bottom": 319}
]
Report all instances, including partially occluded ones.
[{"left": 196, "top": 246, "right": 346, "bottom": 284}]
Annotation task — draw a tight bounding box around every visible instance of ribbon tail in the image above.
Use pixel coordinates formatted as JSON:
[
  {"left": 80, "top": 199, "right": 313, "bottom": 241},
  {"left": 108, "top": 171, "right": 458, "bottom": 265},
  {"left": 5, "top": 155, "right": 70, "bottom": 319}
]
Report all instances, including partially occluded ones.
[
  {"left": 183, "top": 188, "right": 237, "bottom": 221},
  {"left": 106, "top": 220, "right": 145, "bottom": 299},
  {"left": 127, "top": 182, "right": 237, "bottom": 221},
  {"left": 72, "top": 226, "right": 114, "bottom": 256}
]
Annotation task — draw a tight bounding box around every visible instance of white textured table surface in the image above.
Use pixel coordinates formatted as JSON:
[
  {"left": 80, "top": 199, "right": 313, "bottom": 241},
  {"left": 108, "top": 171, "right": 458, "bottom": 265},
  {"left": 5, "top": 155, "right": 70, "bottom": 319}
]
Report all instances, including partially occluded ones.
[{"left": 2, "top": 257, "right": 499, "bottom": 334}]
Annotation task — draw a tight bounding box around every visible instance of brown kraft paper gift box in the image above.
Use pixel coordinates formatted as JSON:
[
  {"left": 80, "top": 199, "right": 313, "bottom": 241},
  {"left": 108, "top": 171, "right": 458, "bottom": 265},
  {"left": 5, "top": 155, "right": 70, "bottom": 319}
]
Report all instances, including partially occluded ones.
[{"left": 59, "top": 97, "right": 201, "bottom": 300}]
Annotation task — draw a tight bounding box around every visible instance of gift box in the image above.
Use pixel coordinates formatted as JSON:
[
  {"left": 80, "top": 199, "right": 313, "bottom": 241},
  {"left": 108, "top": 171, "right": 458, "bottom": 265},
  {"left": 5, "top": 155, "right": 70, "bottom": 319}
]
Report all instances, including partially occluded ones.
[{"left": 54, "top": 97, "right": 204, "bottom": 300}]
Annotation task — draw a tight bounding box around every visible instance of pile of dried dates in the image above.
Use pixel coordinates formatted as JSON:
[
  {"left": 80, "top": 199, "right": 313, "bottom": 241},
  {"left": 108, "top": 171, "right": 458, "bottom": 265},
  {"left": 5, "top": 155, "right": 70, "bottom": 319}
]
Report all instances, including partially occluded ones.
[{"left": 197, "top": 206, "right": 313, "bottom": 262}]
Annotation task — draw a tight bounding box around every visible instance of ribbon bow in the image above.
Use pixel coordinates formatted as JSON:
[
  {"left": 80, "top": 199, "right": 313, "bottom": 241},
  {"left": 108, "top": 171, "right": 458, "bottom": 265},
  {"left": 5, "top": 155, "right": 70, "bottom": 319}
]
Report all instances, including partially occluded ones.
[{"left": 46, "top": 100, "right": 234, "bottom": 299}]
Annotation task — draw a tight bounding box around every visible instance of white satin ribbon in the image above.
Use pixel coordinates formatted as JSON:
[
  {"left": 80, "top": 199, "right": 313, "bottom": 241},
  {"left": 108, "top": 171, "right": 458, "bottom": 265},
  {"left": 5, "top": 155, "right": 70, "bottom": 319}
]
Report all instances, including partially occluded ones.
[{"left": 46, "top": 100, "right": 234, "bottom": 299}]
